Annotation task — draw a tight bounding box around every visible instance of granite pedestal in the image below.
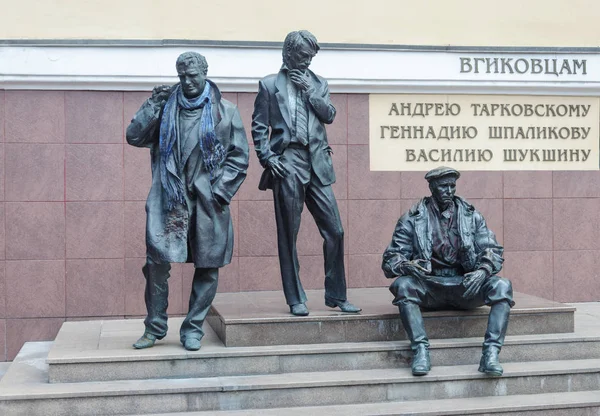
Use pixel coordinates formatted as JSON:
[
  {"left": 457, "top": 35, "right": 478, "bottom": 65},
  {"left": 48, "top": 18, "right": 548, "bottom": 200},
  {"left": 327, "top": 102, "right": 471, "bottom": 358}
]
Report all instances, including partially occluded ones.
[{"left": 207, "top": 288, "right": 574, "bottom": 347}]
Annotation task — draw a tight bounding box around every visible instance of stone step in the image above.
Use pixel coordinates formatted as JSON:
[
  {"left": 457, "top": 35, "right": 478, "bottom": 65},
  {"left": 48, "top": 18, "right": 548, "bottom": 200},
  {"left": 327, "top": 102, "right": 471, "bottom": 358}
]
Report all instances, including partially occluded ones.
[
  {"left": 208, "top": 289, "right": 574, "bottom": 346},
  {"left": 47, "top": 317, "right": 600, "bottom": 383},
  {"left": 133, "top": 390, "right": 600, "bottom": 416},
  {"left": 3, "top": 343, "right": 600, "bottom": 416},
  {"left": 0, "top": 363, "right": 10, "bottom": 382}
]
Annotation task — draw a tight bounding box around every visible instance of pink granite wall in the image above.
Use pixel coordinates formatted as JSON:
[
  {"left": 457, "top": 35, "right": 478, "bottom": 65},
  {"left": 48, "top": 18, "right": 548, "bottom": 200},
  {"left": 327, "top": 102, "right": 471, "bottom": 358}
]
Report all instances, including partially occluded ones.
[{"left": 0, "top": 89, "right": 598, "bottom": 360}]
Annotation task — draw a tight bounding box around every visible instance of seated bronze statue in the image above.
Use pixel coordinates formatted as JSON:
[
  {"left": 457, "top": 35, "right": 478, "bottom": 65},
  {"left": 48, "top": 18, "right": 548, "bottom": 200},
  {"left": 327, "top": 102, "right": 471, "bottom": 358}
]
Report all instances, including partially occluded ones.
[{"left": 382, "top": 166, "right": 514, "bottom": 376}]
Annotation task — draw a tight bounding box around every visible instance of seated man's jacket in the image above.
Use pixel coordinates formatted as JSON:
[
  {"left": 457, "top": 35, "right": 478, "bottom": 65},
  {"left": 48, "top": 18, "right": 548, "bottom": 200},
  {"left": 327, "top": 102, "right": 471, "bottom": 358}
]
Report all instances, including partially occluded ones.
[{"left": 382, "top": 196, "right": 504, "bottom": 279}]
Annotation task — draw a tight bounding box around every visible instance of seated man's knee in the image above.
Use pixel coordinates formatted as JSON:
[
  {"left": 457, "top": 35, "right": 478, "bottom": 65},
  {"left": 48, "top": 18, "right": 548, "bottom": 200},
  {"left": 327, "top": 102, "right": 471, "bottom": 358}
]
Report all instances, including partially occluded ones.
[
  {"left": 389, "top": 276, "right": 418, "bottom": 298},
  {"left": 486, "top": 276, "right": 514, "bottom": 305},
  {"left": 494, "top": 277, "right": 513, "bottom": 295}
]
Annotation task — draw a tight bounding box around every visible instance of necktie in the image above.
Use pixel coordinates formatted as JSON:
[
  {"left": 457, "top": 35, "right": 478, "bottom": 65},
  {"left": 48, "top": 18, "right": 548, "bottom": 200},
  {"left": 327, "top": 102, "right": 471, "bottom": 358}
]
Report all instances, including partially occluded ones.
[{"left": 295, "top": 89, "right": 309, "bottom": 146}]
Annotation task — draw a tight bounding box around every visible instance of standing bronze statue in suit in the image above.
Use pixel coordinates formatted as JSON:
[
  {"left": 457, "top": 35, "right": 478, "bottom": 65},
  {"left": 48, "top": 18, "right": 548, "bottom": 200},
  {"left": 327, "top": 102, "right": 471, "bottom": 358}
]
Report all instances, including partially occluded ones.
[
  {"left": 127, "top": 52, "right": 249, "bottom": 350},
  {"left": 252, "top": 30, "right": 360, "bottom": 316},
  {"left": 382, "top": 167, "right": 513, "bottom": 376}
]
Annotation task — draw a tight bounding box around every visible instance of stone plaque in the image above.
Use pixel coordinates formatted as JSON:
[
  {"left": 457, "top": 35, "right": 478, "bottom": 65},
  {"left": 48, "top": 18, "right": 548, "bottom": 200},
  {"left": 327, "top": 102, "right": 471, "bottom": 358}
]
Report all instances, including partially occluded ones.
[{"left": 370, "top": 94, "right": 599, "bottom": 171}]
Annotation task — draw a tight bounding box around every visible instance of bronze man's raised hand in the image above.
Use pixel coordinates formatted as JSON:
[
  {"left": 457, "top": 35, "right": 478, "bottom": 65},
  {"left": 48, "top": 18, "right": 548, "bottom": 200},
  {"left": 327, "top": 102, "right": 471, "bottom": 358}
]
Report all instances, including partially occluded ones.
[
  {"left": 150, "top": 84, "right": 172, "bottom": 107},
  {"left": 288, "top": 69, "right": 314, "bottom": 95}
]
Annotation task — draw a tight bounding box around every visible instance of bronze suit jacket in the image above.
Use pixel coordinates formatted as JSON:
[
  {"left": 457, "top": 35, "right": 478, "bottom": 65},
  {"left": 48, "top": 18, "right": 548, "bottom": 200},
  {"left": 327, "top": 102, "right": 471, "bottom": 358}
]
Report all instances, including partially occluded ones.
[{"left": 251, "top": 69, "right": 336, "bottom": 190}]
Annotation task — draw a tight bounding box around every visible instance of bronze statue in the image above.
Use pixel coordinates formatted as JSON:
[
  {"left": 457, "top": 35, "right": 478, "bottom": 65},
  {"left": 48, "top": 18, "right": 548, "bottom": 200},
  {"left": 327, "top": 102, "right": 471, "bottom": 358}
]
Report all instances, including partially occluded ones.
[
  {"left": 382, "top": 166, "right": 513, "bottom": 376},
  {"left": 251, "top": 30, "right": 360, "bottom": 316},
  {"left": 126, "top": 52, "right": 249, "bottom": 351}
]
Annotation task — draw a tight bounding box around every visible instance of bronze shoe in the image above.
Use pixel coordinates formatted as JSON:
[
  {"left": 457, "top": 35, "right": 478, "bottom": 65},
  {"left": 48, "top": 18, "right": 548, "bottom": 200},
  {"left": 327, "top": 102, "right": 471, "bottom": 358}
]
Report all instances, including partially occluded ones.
[
  {"left": 133, "top": 332, "right": 157, "bottom": 349},
  {"left": 325, "top": 298, "right": 362, "bottom": 313},
  {"left": 290, "top": 303, "right": 309, "bottom": 316},
  {"left": 411, "top": 344, "right": 431, "bottom": 376},
  {"left": 478, "top": 346, "right": 503, "bottom": 376},
  {"left": 183, "top": 338, "right": 201, "bottom": 351}
]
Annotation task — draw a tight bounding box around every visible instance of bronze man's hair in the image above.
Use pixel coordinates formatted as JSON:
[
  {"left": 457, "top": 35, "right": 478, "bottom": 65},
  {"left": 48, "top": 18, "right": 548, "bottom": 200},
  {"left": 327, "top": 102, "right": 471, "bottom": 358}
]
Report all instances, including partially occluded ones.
[
  {"left": 176, "top": 51, "right": 208, "bottom": 75},
  {"left": 282, "top": 30, "right": 320, "bottom": 67}
]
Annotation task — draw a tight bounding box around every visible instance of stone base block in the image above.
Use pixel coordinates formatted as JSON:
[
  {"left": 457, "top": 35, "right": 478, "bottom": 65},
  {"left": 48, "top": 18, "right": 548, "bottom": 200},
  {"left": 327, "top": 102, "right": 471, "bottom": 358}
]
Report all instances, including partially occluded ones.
[{"left": 207, "top": 288, "right": 574, "bottom": 347}]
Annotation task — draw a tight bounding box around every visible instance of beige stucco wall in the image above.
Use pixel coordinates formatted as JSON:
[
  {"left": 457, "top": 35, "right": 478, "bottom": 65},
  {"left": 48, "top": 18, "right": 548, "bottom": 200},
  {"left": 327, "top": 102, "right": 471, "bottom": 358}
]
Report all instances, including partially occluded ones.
[{"left": 1, "top": 0, "right": 599, "bottom": 47}]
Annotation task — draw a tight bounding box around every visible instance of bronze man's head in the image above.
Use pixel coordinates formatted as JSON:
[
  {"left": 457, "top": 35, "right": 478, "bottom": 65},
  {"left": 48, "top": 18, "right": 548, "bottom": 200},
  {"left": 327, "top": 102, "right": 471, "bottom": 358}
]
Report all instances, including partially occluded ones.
[
  {"left": 282, "top": 30, "right": 320, "bottom": 72},
  {"left": 176, "top": 52, "right": 208, "bottom": 99},
  {"left": 425, "top": 166, "right": 461, "bottom": 210}
]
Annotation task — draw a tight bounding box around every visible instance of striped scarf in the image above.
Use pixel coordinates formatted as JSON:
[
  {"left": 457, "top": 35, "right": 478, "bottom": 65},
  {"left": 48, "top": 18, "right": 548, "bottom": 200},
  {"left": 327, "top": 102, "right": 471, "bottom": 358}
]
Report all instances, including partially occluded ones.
[{"left": 158, "top": 82, "right": 226, "bottom": 210}]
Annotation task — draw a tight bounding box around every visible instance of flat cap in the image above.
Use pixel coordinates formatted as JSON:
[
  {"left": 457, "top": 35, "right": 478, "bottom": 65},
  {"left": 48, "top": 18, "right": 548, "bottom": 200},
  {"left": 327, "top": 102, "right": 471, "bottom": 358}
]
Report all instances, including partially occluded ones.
[{"left": 424, "top": 166, "right": 460, "bottom": 182}]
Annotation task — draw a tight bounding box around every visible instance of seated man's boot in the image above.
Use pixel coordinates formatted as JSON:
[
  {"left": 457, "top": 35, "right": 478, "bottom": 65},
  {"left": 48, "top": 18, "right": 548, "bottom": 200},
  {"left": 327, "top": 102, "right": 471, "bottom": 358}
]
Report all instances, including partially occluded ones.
[
  {"left": 479, "top": 300, "right": 511, "bottom": 376},
  {"left": 411, "top": 344, "right": 431, "bottom": 376},
  {"left": 398, "top": 302, "right": 431, "bottom": 376},
  {"left": 133, "top": 332, "right": 157, "bottom": 349},
  {"left": 479, "top": 345, "right": 503, "bottom": 376}
]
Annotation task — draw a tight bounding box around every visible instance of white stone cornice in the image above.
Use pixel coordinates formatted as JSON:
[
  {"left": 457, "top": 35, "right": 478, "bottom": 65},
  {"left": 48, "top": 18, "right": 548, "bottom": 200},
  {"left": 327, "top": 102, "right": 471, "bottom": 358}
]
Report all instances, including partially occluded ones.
[{"left": 1, "top": 45, "right": 599, "bottom": 94}]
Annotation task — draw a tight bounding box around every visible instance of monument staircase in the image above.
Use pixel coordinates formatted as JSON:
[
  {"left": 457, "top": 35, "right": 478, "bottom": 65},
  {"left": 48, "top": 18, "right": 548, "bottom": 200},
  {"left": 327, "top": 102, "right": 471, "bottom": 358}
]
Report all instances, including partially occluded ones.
[{"left": 1, "top": 287, "right": 599, "bottom": 415}]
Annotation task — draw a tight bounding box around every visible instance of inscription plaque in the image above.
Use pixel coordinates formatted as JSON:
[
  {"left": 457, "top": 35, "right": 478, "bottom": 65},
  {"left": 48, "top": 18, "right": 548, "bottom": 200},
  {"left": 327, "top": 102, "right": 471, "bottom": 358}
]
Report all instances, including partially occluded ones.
[{"left": 370, "top": 94, "right": 599, "bottom": 171}]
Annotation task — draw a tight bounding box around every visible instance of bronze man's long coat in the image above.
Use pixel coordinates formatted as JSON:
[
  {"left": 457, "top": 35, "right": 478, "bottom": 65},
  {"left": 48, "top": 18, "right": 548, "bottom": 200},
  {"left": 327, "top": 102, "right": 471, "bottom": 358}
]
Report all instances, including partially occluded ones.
[{"left": 126, "top": 81, "right": 249, "bottom": 268}]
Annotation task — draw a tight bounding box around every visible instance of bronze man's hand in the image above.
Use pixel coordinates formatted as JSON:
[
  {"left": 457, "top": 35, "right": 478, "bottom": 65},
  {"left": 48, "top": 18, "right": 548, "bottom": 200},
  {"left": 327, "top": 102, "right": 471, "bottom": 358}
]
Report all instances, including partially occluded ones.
[
  {"left": 462, "top": 269, "right": 488, "bottom": 299},
  {"left": 266, "top": 156, "right": 290, "bottom": 179},
  {"left": 289, "top": 69, "right": 314, "bottom": 94},
  {"left": 402, "top": 260, "right": 430, "bottom": 280},
  {"left": 150, "top": 84, "right": 172, "bottom": 107}
]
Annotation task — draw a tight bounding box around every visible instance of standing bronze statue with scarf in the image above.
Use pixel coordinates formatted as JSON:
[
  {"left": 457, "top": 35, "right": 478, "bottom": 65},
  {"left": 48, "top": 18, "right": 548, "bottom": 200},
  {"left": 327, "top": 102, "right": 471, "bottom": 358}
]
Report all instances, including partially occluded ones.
[{"left": 126, "top": 52, "right": 249, "bottom": 351}]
